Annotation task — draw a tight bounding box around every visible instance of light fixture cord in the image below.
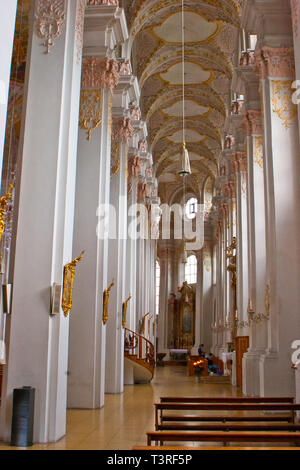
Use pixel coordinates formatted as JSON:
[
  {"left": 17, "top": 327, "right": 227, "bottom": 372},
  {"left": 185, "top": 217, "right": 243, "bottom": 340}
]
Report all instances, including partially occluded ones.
[{"left": 182, "top": 0, "right": 185, "bottom": 147}]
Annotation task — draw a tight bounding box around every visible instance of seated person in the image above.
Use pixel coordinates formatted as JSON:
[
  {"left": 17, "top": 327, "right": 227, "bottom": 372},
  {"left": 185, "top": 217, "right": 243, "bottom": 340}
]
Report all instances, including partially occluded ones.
[{"left": 198, "top": 344, "right": 205, "bottom": 357}]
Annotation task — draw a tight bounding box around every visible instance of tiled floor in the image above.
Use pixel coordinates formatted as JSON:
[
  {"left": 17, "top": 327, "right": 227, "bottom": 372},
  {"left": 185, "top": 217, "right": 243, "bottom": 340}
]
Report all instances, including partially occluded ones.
[{"left": 0, "top": 366, "right": 241, "bottom": 450}]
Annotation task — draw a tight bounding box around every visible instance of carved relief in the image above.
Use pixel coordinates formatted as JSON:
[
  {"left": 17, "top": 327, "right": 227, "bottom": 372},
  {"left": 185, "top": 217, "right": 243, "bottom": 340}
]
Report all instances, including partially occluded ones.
[
  {"left": 272, "top": 80, "right": 297, "bottom": 130},
  {"left": 138, "top": 139, "right": 148, "bottom": 153},
  {"left": 81, "top": 58, "right": 120, "bottom": 93},
  {"left": 119, "top": 60, "right": 132, "bottom": 76},
  {"left": 242, "top": 110, "right": 263, "bottom": 137},
  {"left": 79, "top": 90, "right": 102, "bottom": 140},
  {"left": 137, "top": 183, "right": 147, "bottom": 203},
  {"left": 112, "top": 117, "right": 134, "bottom": 143},
  {"left": 35, "top": 0, "right": 66, "bottom": 54},
  {"left": 262, "top": 47, "right": 295, "bottom": 79},
  {"left": 128, "top": 156, "right": 142, "bottom": 177},
  {"left": 130, "top": 106, "right": 142, "bottom": 121}
]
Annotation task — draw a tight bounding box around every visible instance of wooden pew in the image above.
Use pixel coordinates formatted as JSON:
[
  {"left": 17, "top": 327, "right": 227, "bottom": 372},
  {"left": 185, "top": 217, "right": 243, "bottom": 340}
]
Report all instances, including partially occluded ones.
[
  {"left": 157, "top": 422, "right": 300, "bottom": 431},
  {"left": 146, "top": 430, "right": 300, "bottom": 446},
  {"left": 160, "top": 396, "right": 295, "bottom": 404},
  {"left": 155, "top": 403, "right": 300, "bottom": 430},
  {"left": 133, "top": 446, "right": 300, "bottom": 451}
]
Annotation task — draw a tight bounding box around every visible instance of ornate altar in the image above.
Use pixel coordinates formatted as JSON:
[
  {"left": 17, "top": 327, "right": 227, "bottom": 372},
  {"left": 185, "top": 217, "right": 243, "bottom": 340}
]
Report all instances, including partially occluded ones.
[{"left": 167, "top": 282, "right": 195, "bottom": 350}]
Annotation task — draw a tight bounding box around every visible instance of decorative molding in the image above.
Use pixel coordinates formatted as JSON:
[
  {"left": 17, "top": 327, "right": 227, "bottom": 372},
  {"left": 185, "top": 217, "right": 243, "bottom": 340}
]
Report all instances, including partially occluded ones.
[
  {"left": 35, "top": 0, "right": 66, "bottom": 54},
  {"left": 112, "top": 117, "right": 134, "bottom": 143},
  {"left": 79, "top": 90, "right": 102, "bottom": 140},
  {"left": 81, "top": 58, "right": 120, "bottom": 92},
  {"left": 272, "top": 80, "right": 297, "bottom": 130}
]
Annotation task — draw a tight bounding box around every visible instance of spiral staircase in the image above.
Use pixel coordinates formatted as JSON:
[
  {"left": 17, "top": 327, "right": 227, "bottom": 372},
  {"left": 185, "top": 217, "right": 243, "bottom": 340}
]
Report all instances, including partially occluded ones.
[{"left": 124, "top": 328, "right": 155, "bottom": 384}]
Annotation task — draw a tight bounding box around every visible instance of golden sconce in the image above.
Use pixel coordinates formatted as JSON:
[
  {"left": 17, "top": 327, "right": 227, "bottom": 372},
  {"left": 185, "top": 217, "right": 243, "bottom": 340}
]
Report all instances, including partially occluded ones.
[
  {"left": 122, "top": 295, "right": 132, "bottom": 329},
  {"left": 62, "top": 251, "right": 84, "bottom": 318},
  {"left": 0, "top": 183, "right": 14, "bottom": 241},
  {"left": 148, "top": 315, "right": 153, "bottom": 336},
  {"left": 226, "top": 237, "right": 237, "bottom": 290},
  {"left": 141, "top": 312, "right": 150, "bottom": 336},
  {"left": 103, "top": 280, "right": 114, "bottom": 325}
]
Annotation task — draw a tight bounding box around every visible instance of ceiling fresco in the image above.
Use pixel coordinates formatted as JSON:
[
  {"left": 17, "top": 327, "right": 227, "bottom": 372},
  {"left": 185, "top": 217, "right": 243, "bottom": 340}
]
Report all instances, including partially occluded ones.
[
  {"left": 4, "top": 0, "right": 243, "bottom": 204},
  {"left": 124, "top": 0, "right": 242, "bottom": 203}
]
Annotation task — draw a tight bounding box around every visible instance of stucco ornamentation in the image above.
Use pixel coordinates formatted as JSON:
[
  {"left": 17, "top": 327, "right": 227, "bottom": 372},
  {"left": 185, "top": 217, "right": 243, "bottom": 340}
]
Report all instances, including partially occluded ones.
[{"left": 35, "top": 0, "right": 66, "bottom": 54}]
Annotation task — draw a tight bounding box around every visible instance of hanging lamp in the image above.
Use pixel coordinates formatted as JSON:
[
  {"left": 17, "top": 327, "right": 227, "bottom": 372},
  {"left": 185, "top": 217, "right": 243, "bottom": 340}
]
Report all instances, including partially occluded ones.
[{"left": 178, "top": 0, "right": 191, "bottom": 177}]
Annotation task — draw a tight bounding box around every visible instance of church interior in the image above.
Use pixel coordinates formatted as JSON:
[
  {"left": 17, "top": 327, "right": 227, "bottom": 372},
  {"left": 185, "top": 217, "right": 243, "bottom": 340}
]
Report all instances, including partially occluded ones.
[{"left": 0, "top": 0, "right": 300, "bottom": 451}]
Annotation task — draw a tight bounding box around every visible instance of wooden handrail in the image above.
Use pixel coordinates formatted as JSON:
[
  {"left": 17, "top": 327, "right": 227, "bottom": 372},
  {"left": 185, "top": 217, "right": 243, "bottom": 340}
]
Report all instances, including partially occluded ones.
[{"left": 124, "top": 328, "right": 155, "bottom": 376}]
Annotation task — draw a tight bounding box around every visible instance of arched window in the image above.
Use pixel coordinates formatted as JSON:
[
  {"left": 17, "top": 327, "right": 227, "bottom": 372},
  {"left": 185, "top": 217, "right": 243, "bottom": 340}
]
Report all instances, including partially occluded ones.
[
  {"left": 186, "top": 197, "right": 197, "bottom": 220},
  {"left": 156, "top": 260, "right": 160, "bottom": 315},
  {"left": 185, "top": 255, "right": 197, "bottom": 284}
]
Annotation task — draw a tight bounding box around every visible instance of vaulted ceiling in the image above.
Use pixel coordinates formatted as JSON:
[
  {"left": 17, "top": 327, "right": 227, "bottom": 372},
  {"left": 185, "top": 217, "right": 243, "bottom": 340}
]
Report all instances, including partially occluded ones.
[{"left": 124, "top": 0, "right": 242, "bottom": 203}]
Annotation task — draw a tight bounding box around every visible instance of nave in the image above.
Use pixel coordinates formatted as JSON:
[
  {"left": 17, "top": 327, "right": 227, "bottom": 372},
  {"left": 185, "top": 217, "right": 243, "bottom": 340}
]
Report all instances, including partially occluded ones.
[
  {"left": 0, "top": 366, "right": 241, "bottom": 450},
  {"left": 0, "top": 0, "right": 300, "bottom": 451}
]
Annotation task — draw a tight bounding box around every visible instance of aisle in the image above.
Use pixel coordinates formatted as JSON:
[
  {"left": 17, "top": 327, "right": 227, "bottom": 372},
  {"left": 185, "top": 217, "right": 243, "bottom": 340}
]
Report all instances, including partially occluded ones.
[{"left": 0, "top": 366, "right": 237, "bottom": 450}]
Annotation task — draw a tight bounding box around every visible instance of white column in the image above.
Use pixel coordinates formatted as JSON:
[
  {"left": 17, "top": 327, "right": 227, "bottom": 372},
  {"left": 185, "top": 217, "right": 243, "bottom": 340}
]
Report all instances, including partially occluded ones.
[
  {"left": 125, "top": 173, "right": 138, "bottom": 333},
  {"left": 136, "top": 237, "right": 145, "bottom": 330},
  {"left": 191, "top": 251, "right": 202, "bottom": 355},
  {"left": 68, "top": 59, "right": 118, "bottom": 409},
  {"left": 256, "top": 46, "right": 300, "bottom": 396},
  {"left": 157, "top": 247, "right": 171, "bottom": 359},
  {"left": 242, "top": 111, "right": 267, "bottom": 396},
  {"left": 234, "top": 153, "right": 249, "bottom": 336},
  {"left": 0, "top": 0, "right": 82, "bottom": 442},
  {"left": 202, "top": 244, "right": 213, "bottom": 352},
  {"left": 0, "top": 0, "right": 17, "bottom": 181},
  {"left": 105, "top": 117, "right": 131, "bottom": 394}
]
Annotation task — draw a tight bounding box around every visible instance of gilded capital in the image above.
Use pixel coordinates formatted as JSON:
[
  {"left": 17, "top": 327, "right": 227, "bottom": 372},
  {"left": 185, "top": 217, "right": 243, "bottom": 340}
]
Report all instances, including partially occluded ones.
[
  {"left": 254, "top": 47, "right": 295, "bottom": 80},
  {"left": 81, "top": 58, "right": 120, "bottom": 93}
]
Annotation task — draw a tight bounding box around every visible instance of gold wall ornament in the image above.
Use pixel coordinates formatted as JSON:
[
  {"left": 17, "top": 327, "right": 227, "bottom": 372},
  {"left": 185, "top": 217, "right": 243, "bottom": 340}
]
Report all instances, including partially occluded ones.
[
  {"left": 122, "top": 295, "right": 132, "bottom": 329},
  {"left": 148, "top": 315, "right": 153, "bottom": 336},
  {"left": 0, "top": 184, "right": 14, "bottom": 241},
  {"left": 79, "top": 90, "right": 102, "bottom": 140},
  {"left": 254, "top": 136, "right": 263, "bottom": 169},
  {"left": 35, "top": 0, "right": 66, "bottom": 54},
  {"left": 141, "top": 312, "right": 151, "bottom": 336},
  {"left": 103, "top": 280, "right": 114, "bottom": 325},
  {"left": 62, "top": 251, "right": 84, "bottom": 318},
  {"left": 110, "top": 142, "right": 120, "bottom": 178},
  {"left": 272, "top": 80, "right": 297, "bottom": 130}
]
